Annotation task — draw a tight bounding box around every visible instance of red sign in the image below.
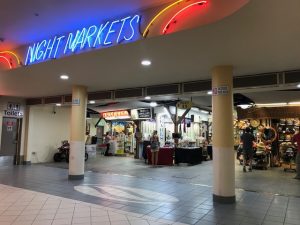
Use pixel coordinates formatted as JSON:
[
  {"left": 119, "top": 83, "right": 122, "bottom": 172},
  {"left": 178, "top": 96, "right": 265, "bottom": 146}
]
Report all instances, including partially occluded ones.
[{"left": 102, "top": 110, "right": 130, "bottom": 119}]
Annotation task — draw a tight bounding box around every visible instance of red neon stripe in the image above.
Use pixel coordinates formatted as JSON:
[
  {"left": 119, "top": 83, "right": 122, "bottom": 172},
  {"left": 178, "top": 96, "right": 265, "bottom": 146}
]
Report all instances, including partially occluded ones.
[
  {"left": 162, "top": 1, "right": 207, "bottom": 34},
  {"left": 0, "top": 56, "right": 12, "bottom": 69}
]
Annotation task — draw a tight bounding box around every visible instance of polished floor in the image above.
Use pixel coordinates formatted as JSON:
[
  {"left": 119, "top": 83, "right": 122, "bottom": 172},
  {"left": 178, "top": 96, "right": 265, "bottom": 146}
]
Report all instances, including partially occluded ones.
[{"left": 0, "top": 155, "right": 299, "bottom": 225}]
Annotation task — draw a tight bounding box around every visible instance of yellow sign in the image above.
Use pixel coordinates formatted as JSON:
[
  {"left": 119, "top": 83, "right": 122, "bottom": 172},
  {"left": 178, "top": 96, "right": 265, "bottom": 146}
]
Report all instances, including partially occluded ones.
[{"left": 176, "top": 101, "right": 192, "bottom": 109}]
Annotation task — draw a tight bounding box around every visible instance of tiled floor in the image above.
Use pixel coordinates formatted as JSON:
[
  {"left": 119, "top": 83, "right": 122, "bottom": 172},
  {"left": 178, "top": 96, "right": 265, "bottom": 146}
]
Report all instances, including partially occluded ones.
[{"left": 0, "top": 155, "right": 299, "bottom": 225}]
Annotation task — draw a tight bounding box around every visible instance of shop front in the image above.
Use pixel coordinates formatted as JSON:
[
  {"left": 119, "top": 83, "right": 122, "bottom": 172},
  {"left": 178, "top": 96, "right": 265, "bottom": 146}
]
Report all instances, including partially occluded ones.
[{"left": 236, "top": 106, "right": 299, "bottom": 172}]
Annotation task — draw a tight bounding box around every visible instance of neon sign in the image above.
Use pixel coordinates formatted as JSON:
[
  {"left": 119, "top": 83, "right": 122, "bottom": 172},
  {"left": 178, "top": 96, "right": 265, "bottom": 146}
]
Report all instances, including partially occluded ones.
[{"left": 25, "top": 14, "right": 141, "bottom": 65}]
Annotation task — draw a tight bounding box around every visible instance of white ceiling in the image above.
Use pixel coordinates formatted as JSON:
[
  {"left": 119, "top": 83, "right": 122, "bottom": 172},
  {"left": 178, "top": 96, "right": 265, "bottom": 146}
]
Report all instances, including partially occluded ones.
[{"left": 0, "top": 0, "right": 300, "bottom": 100}]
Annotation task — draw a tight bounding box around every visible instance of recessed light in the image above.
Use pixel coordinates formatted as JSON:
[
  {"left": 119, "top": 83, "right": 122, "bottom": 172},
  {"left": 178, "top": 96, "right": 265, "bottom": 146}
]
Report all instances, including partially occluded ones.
[
  {"left": 145, "top": 96, "right": 151, "bottom": 100},
  {"left": 89, "top": 100, "right": 95, "bottom": 104},
  {"left": 60, "top": 75, "right": 69, "bottom": 80},
  {"left": 56, "top": 103, "right": 62, "bottom": 106},
  {"left": 207, "top": 91, "right": 212, "bottom": 95},
  {"left": 141, "top": 60, "right": 151, "bottom": 66},
  {"left": 297, "top": 83, "right": 300, "bottom": 88},
  {"left": 150, "top": 102, "right": 157, "bottom": 107}
]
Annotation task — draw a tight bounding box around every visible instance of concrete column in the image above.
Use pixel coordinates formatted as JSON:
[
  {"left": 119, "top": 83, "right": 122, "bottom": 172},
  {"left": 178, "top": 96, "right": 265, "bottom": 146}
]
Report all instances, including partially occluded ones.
[
  {"left": 211, "top": 65, "right": 235, "bottom": 203},
  {"left": 69, "top": 85, "right": 87, "bottom": 180}
]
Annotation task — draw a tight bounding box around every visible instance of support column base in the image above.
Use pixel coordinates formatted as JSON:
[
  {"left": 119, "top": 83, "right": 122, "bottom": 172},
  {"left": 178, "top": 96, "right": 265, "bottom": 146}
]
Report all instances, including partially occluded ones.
[
  {"left": 213, "top": 194, "right": 236, "bottom": 204},
  {"left": 68, "top": 175, "right": 84, "bottom": 180}
]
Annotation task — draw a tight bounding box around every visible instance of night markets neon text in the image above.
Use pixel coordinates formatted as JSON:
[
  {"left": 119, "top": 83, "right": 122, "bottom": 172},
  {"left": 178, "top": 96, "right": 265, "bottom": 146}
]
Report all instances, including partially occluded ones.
[{"left": 25, "top": 15, "right": 141, "bottom": 65}]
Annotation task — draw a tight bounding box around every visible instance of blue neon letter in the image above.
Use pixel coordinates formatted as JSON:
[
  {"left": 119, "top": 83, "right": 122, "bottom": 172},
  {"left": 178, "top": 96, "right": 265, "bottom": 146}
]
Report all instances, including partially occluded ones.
[
  {"left": 104, "top": 20, "right": 120, "bottom": 46},
  {"left": 83, "top": 25, "right": 98, "bottom": 48},
  {"left": 35, "top": 40, "right": 47, "bottom": 60},
  {"left": 53, "top": 36, "right": 65, "bottom": 58},
  {"left": 25, "top": 44, "right": 37, "bottom": 65},
  {"left": 116, "top": 16, "right": 131, "bottom": 43},
  {"left": 64, "top": 32, "right": 78, "bottom": 54},
  {"left": 43, "top": 36, "right": 57, "bottom": 60},
  {"left": 93, "top": 21, "right": 110, "bottom": 47},
  {"left": 124, "top": 15, "right": 140, "bottom": 41},
  {"left": 73, "top": 28, "right": 86, "bottom": 51}
]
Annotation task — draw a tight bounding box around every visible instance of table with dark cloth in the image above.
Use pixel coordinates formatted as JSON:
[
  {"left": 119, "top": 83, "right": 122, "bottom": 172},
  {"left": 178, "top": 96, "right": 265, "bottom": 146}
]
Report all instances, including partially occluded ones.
[
  {"left": 147, "top": 147, "right": 174, "bottom": 166},
  {"left": 175, "top": 147, "right": 203, "bottom": 165}
]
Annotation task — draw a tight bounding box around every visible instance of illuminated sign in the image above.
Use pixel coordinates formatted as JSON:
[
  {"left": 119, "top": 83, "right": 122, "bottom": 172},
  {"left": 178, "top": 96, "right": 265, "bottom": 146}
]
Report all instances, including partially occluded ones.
[
  {"left": 25, "top": 14, "right": 141, "bottom": 65},
  {"left": 102, "top": 110, "right": 130, "bottom": 120},
  {"left": 131, "top": 108, "right": 152, "bottom": 119}
]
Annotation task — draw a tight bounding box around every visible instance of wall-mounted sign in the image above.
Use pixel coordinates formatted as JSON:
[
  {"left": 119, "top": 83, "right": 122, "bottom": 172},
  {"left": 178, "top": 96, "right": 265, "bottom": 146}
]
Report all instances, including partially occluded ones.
[
  {"left": 131, "top": 108, "right": 152, "bottom": 120},
  {"left": 72, "top": 98, "right": 80, "bottom": 106},
  {"left": 102, "top": 110, "right": 130, "bottom": 120},
  {"left": 25, "top": 14, "right": 141, "bottom": 65},
  {"left": 212, "top": 86, "right": 229, "bottom": 96},
  {"left": 4, "top": 102, "right": 23, "bottom": 118},
  {"left": 176, "top": 101, "right": 192, "bottom": 109}
]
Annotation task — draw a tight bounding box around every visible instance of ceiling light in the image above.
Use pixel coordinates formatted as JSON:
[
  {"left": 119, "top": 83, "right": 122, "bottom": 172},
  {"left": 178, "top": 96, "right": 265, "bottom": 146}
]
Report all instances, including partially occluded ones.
[
  {"left": 150, "top": 102, "right": 157, "bottom": 107},
  {"left": 145, "top": 96, "right": 151, "bottom": 100},
  {"left": 201, "top": 110, "right": 209, "bottom": 114},
  {"left": 237, "top": 104, "right": 253, "bottom": 109},
  {"left": 207, "top": 91, "right": 212, "bottom": 95},
  {"left": 288, "top": 101, "right": 300, "bottom": 105},
  {"left": 141, "top": 60, "right": 151, "bottom": 66},
  {"left": 56, "top": 103, "right": 62, "bottom": 106},
  {"left": 297, "top": 84, "right": 300, "bottom": 88},
  {"left": 89, "top": 100, "right": 95, "bottom": 104},
  {"left": 60, "top": 74, "right": 69, "bottom": 80},
  {"left": 256, "top": 103, "right": 287, "bottom": 107}
]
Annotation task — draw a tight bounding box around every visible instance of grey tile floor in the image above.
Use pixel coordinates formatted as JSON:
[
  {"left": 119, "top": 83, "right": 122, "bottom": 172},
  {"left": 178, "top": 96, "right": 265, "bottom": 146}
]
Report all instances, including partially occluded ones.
[{"left": 0, "top": 155, "right": 299, "bottom": 225}]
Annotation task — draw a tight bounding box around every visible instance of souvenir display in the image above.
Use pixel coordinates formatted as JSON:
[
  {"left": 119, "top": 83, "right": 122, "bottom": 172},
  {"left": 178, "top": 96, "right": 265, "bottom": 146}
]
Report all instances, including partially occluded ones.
[{"left": 250, "top": 119, "right": 260, "bottom": 128}]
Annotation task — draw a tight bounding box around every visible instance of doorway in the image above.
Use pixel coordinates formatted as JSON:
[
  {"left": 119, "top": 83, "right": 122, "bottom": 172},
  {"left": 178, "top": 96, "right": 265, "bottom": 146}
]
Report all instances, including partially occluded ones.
[{"left": 0, "top": 117, "right": 22, "bottom": 165}]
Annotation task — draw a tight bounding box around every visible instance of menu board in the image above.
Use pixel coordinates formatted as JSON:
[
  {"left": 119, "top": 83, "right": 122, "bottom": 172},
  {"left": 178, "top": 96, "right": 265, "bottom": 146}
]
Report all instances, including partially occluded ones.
[{"left": 131, "top": 108, "right": 152, "bottom": 120}]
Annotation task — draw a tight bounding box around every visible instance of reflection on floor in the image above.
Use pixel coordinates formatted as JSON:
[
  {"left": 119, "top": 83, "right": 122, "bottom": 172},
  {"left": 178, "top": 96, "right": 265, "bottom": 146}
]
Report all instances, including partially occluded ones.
[
  {"left": 0, "top": 155, "right": 299, "bottom": 225},
  {"left": 0, "top": 184, "right": 177, "bottom": 225}
]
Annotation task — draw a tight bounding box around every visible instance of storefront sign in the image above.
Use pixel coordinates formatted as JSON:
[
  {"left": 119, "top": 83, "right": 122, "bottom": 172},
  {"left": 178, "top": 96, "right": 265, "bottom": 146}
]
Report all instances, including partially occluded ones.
[
  {"left": 176, "top": 101, "right": 192, "bottom": 109},
  {"left": 25, "top": 14, "right": 141, "bottom": 65},
  {"left": 102, "top": 110, "right": 130, "bottom": 120},
  {"left": 4, "top": 102, "right": 23, "bottom": 118},
  {"left": 237, "top": 106, "right": 300, "bottom": 120},
  {"left": 212, "top": 86, "right": 229, "bottom": 95},
  {"left": 131, "top": 108, "right": 152, "bottom": 120}
]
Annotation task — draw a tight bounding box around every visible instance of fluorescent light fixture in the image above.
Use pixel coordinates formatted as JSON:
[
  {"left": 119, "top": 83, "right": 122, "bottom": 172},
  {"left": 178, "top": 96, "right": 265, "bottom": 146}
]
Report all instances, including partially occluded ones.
[
  {"left": 201, "top": 110, "right": 209, "bottom": 114},
  {"left": 150, "top": 102, "right": 157, "bottom": 107},
  {"left": 237, "top": 104, "right": 252, "bottom": 109},
  {"left": 141, "top": 59, "right": 151, "bottom": 66},
  {"left": 60, "top": 74, "right": 69, "bottom": 80},
  {"left": 56, "top": 103, "right": 62, "bottom": 106},
  {"left": 297, "top": 83, "right": 300, "bottom": 88},
  {"left": 288, "top": 101, "right": 300, "bottom": 105},
  {"left": 89, "top": 100, "right": 95, "bottom": 104},
  {"left": 256, "top": 103, "right": 287, "bottom": 107},
  {"left": 207, "top": 91, "right": 212, "bottom": 95},
  {"left": 145, "top": 96, "right": 151, "bottom": 100}
]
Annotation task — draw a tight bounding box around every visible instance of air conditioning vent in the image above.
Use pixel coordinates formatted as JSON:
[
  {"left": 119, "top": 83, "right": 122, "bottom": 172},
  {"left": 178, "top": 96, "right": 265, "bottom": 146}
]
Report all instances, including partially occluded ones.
[
  {"left": 284, "top": 70, "right": 300, "bottom": 84},
  {"left": 183, "top": 80, "right": 211, "bottom": 93},
  {"left": 44, "top": 96, "right": 63, "bottom": 104},
  {"left": 115, "top": 88, "right": 143, "bottom": 99},
  {"left": 146, "top": 84, "right": 180, "bottom": 96},
  {"left": 26, "top": 98, "right": 43, "bottom": 105},
  {"left": 88, "top": 91, "right": 112, "bottom": 100},
  {"left": 64, "top": 95, "right": 72, "bottom": 103},
  {"left": 234, "top": 73, "right": 278, "bottom": 88}
]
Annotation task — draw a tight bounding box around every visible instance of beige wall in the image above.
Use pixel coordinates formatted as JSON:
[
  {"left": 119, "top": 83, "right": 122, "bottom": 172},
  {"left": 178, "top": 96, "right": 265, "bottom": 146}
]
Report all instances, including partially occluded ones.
[{"left": 27, "top": 105, "right": 71, "bottom": 163}]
